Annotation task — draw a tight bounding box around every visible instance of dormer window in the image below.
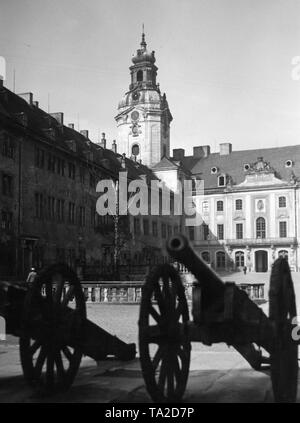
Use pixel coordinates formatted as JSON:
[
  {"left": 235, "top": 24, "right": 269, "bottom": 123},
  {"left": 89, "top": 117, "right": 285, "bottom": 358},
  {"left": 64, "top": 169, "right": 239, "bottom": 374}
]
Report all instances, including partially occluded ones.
[
  {"left": 285, "top": 160, "right": 293, "bottom": 168},
  {"left": 244, "top": 163, "right": 250, "bottom": 171},
  {"left": 218, "top": 175, "right": 226, "bottom": 187},
  {"left": 211, "top": 166, "right": 218, "bottom": 174}
]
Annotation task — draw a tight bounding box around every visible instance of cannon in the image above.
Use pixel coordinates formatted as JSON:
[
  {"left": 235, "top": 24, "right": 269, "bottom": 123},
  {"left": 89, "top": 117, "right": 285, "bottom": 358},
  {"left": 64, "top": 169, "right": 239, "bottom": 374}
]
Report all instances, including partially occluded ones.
[
  {"left": 0, "top": 263, "right": 136, "bottom": 394},
  {"left": 138, "top": 234, "right": 298, "bottom": 403}
]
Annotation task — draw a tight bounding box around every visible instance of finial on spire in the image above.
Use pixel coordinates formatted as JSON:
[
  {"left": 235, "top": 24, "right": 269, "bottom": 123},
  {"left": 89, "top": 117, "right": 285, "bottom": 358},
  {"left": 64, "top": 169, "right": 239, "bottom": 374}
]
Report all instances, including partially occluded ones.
[{"left": 141, "top": 24, "right": 147, "bottom": 49}]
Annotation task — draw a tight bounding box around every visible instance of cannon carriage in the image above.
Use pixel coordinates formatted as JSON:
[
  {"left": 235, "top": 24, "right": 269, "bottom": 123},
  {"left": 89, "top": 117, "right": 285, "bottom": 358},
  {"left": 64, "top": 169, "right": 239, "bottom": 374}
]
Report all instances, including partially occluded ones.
[
  {"left": 138, "top": 234, "right": 299, "bottom": 403},
  {"left": 0, "top": 263, "right": 136, "bottom": 394}
]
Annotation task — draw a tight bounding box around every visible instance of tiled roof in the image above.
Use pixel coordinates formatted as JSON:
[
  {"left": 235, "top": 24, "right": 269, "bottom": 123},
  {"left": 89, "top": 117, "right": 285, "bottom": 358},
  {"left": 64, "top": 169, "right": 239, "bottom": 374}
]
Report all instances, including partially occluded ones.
[
  {"left": 0, "top": 86, "right": 157, "bottom": 182},
  {"left": 178, "top": 146, "right": 300, "bottom": 189}
]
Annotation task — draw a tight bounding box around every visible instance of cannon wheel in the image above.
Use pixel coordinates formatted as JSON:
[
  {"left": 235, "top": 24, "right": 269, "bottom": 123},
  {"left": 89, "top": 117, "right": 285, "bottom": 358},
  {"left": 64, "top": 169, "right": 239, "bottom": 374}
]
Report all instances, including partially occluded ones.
[
  {"left": 20, "top": 263, "right": 86, "bottom": 395},
  {"left": 139, "top": 264, "right": 191, "bottom": 402},
  {"left": 269, "top": 257, "right": 298, "bottom": 403}
]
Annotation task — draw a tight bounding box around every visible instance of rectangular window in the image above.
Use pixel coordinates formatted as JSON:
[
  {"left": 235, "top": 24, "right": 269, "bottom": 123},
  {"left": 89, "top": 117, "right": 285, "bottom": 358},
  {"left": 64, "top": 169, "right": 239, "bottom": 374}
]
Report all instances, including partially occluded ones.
[
  {"left": 56, "top": 199, "right": 65, "bottom": 222},
  {"left": 279, "top": 221, "right": 287, "bottom": 238},
  {"left": 217, "top": 224, "right": 224, "bottom": 240},
  {"left": 203, "top": 224, "right": 209, "bottom": 240},
  {"left": 236, "top": 223, "right": 243, "bottom": 239},
  {"left": 2, "top": 174, "right": 13, "bottom": 196},
  {"left": 34, "top": 147, "right": 45, "bottom": 168},
  {"left": 80, "top": 168, "right": 85, "bottom": 184},
  {"left": 90, "top": 206, "right": 96, "bottom": 227},
  {"left": 161, "top": 223, "right": 167, "bottom": 239},
  {"left": 47, "top": 154, "right": 55, "bottom": 172},
  {"left": 79, "top": 206, "right": 86, "bottom": 227},
  {"left": 35, "top": 193, "right": 44, "bottom": 219},
  {"left": 1, "top": 211, "right": 13, "bottom": 230},
  {"left": 279, "top": 196, "right": 287, "bottom": 208},
  {"left": 168, "top": 225, "right": 172, "bottom": 238},
  {"left": 68, "top": 162, "right": 76, "bottom": 180},
  {"left": 143, "top": 219, "right": 149, "bottom": 236},
  {"left": 152, "top": 221, "right": 158, "bottom": 237},
  {"left": 89, "top": 173, "right": 95, "bottom": 189},
  {"left": 202, "top": 201, "right": 209, "bottom": 213},
  {"left": 134, "top": 217, "right": 140, "bottom": 235},
  {"left": 68, "top": 202, "right": 75, "bottom": 224},
  {"left": 216, "top": 201, "right": 224, "bottom": 212},
  {"left": 188, "top": 226, "right": 194, "bottom": 241},
  {"left": 47, "top": 196, "right": 55, "bottom": 220},
  {"left": 235, "top": 199, "right": 243, "bottom": 211},
  {"left": 2, "top": 135, "right": 15, "bottom": 159}
]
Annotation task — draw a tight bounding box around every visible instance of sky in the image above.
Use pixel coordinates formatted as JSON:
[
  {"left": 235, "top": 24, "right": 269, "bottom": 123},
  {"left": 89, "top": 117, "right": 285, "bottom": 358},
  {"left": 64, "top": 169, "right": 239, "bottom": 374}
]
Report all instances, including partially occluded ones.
[{"left": 0, "top": 0, "right": 299, "bottom": 155}]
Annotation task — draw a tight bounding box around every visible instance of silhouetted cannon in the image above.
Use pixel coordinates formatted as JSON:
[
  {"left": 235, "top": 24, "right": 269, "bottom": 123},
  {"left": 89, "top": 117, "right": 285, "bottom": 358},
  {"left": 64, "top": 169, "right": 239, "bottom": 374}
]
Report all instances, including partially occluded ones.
[
  {"left": 139, "top": 234, "right": 298, "bottom": 403},
  {"left": 0, "top": 264, "right": 136, "bottom": 394}
]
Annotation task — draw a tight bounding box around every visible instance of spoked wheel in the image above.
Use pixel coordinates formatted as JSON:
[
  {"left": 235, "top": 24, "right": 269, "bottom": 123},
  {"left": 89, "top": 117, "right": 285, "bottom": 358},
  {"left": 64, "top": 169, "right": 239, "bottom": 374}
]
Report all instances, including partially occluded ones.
[
  {"left": 20, "top": 263, "right": 86, "bottom": 395},
  {"left": 139, "top": 264, "right": 191, "bottom": 402},
  {"left": 269, "top": 257, "right": 298, "bottom": 403}
]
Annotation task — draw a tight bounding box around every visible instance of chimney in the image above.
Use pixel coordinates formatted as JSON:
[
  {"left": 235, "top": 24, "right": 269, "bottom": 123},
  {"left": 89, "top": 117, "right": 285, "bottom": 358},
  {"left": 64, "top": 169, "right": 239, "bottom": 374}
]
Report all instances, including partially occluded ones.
[
  {"left": 220, "top": 143, "right": 232, "bottom": 155},
  {"left": 99, "top": 132, "right": 106, "bottom": 149},
  {"left": 80, "top": 129, "right": 89, "bottom": 139},
  {"left": 50, "top": 112, "right": 64, "bottom": 125},
  {"left": 193, "top": 145, "right": 210, "bottom": 158},
  {"left": 173, "top": 148, "right": 185, "bottom": 161},
  {"left": 68, "top": 123, "right": 75, "bottom": 129},
  {"left": 111, "top": 140, "right": 117, "bottom": 153},
  {"left": 18, "top": 92, "right": 33, "bottom": 105},
  {"left": 32, "top": 101, "right": 39, "bottom": 108}
]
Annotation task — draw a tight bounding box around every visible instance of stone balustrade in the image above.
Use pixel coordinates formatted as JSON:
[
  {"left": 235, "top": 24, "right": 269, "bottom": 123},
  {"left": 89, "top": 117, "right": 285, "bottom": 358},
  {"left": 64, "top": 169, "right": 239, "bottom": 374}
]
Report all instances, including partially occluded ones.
[{"left": 44, "top": 278, "right": 265, "bottom": 305}]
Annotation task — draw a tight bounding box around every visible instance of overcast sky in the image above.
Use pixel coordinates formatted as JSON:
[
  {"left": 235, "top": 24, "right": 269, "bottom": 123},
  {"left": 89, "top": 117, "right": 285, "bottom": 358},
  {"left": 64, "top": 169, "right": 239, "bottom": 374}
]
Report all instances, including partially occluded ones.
[{"left": 0, "top": 0, "right": 299, "bottom": 155}]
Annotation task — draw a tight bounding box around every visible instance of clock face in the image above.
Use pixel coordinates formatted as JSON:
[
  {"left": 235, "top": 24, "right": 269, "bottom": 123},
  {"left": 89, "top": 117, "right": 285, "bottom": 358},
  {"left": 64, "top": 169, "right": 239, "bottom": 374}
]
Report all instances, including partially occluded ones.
[{"left": 131, "top": 111, "right": 139, "bottom": 121}]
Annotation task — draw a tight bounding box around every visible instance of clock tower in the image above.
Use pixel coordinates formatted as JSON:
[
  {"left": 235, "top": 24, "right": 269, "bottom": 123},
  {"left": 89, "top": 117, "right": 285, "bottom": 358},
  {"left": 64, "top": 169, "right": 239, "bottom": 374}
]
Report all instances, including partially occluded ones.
[{"left": 115, "top": 32, "right": 173, "bottom": 167}]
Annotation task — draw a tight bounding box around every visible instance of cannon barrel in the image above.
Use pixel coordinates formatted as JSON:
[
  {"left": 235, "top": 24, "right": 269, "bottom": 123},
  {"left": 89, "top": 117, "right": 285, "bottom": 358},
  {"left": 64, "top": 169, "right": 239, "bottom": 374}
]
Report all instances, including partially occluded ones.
[
  {"left": 167, "top": 234, "right": 275, "bottom": 353},
  {"left": 167, "top": 234, "right": 226, "bottom": 308}
]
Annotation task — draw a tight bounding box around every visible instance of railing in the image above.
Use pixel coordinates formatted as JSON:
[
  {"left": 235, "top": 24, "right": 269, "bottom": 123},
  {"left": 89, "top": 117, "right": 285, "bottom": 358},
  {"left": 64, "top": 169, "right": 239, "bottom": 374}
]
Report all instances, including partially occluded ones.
[{"left": 226, "top": 237, "right": 297, "bottom": 247}]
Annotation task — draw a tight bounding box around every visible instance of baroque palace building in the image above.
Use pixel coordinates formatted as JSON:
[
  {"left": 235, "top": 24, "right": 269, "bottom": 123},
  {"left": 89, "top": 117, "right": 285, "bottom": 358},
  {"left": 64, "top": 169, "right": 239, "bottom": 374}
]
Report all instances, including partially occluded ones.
[{"left": 116, "top": 32, "right": 300, "bottom": 273}]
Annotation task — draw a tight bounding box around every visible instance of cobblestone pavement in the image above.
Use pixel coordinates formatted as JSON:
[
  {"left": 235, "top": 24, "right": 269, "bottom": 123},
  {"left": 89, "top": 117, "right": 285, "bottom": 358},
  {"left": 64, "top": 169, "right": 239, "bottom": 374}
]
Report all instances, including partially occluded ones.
[{"left": 1, "top": 270, "right": 300, "bottom": 403}]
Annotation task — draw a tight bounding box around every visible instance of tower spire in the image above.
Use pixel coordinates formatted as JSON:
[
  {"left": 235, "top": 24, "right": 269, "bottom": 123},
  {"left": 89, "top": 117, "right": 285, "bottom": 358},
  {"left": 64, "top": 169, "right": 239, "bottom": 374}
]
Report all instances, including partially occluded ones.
[{"left": 141, "top": 24, "right": 146, "bottom": 49}]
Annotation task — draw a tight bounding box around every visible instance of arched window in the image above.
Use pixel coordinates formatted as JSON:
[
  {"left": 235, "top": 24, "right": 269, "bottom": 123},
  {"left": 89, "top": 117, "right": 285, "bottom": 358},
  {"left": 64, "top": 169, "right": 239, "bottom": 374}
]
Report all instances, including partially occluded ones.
[
  {"left": 132, "top": 144, "right": 140, "bottom": 156},
  {"left": 278, "top": 250, "right": 288, "bottom": 260},
  {"left": 137, "top": 70, "right": 143, "bottom": 82},
  {"left": 278, "top": 196, "right": 286, "bottom": 208},
  {"left": 216, "top": 200, "right": 223, "bottom": 212},
  {"left": 235, "top": 199, "right": 243, "bottom": 210},
  {"left": 235, "top": 251, "right": 245, "bottom": 267},
  {"left": 216, "top": 251, "right": 226, "bottom": 269},
  {"left": 201, "top": 251, "right": 210, "bottom": 263},
  {"left": 256, "top": 217, "right": 266, "bottom": 239}
]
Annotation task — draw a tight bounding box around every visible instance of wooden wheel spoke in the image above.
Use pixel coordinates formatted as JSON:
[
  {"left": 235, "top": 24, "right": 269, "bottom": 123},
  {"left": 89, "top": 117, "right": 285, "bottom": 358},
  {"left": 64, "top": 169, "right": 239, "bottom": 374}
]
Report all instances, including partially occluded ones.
[
  {"left": 62, "top": 346, "right": 73, "bottom": 362},
  {"left": 149, "top": 306, "right": 162, "bottom": 324},
  {"left": 152, "top": 345, "right": 166, "bottom": 371},
  {"left": 34, "top": 346, "right": 47, "bottom": 377},
  {"left": 62, "top": 286, "right": 75, "bottom": 307},
  {"left": 29, "top": 340, "right": 41, "bottom": 356},
  {"left": 158, "top": 357, "right": 168, "bottom": 391},
  {"left": 167, "top": 357, "right": 175, "bottom": 397},
  {"left": 154, "top": 285, "right": 165, "bottom": 314},
  {"left": 173, "top": 353, "right": 182, "bottom": 384},
  {"left": 53, "top": 274, "right": 64, "bottom": 304},
  {"left": 55, "top": 351, "right": 65, "bottom": 379},
  {"left": 46, "top": 353, "right": 55, "bottom": 388}
]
